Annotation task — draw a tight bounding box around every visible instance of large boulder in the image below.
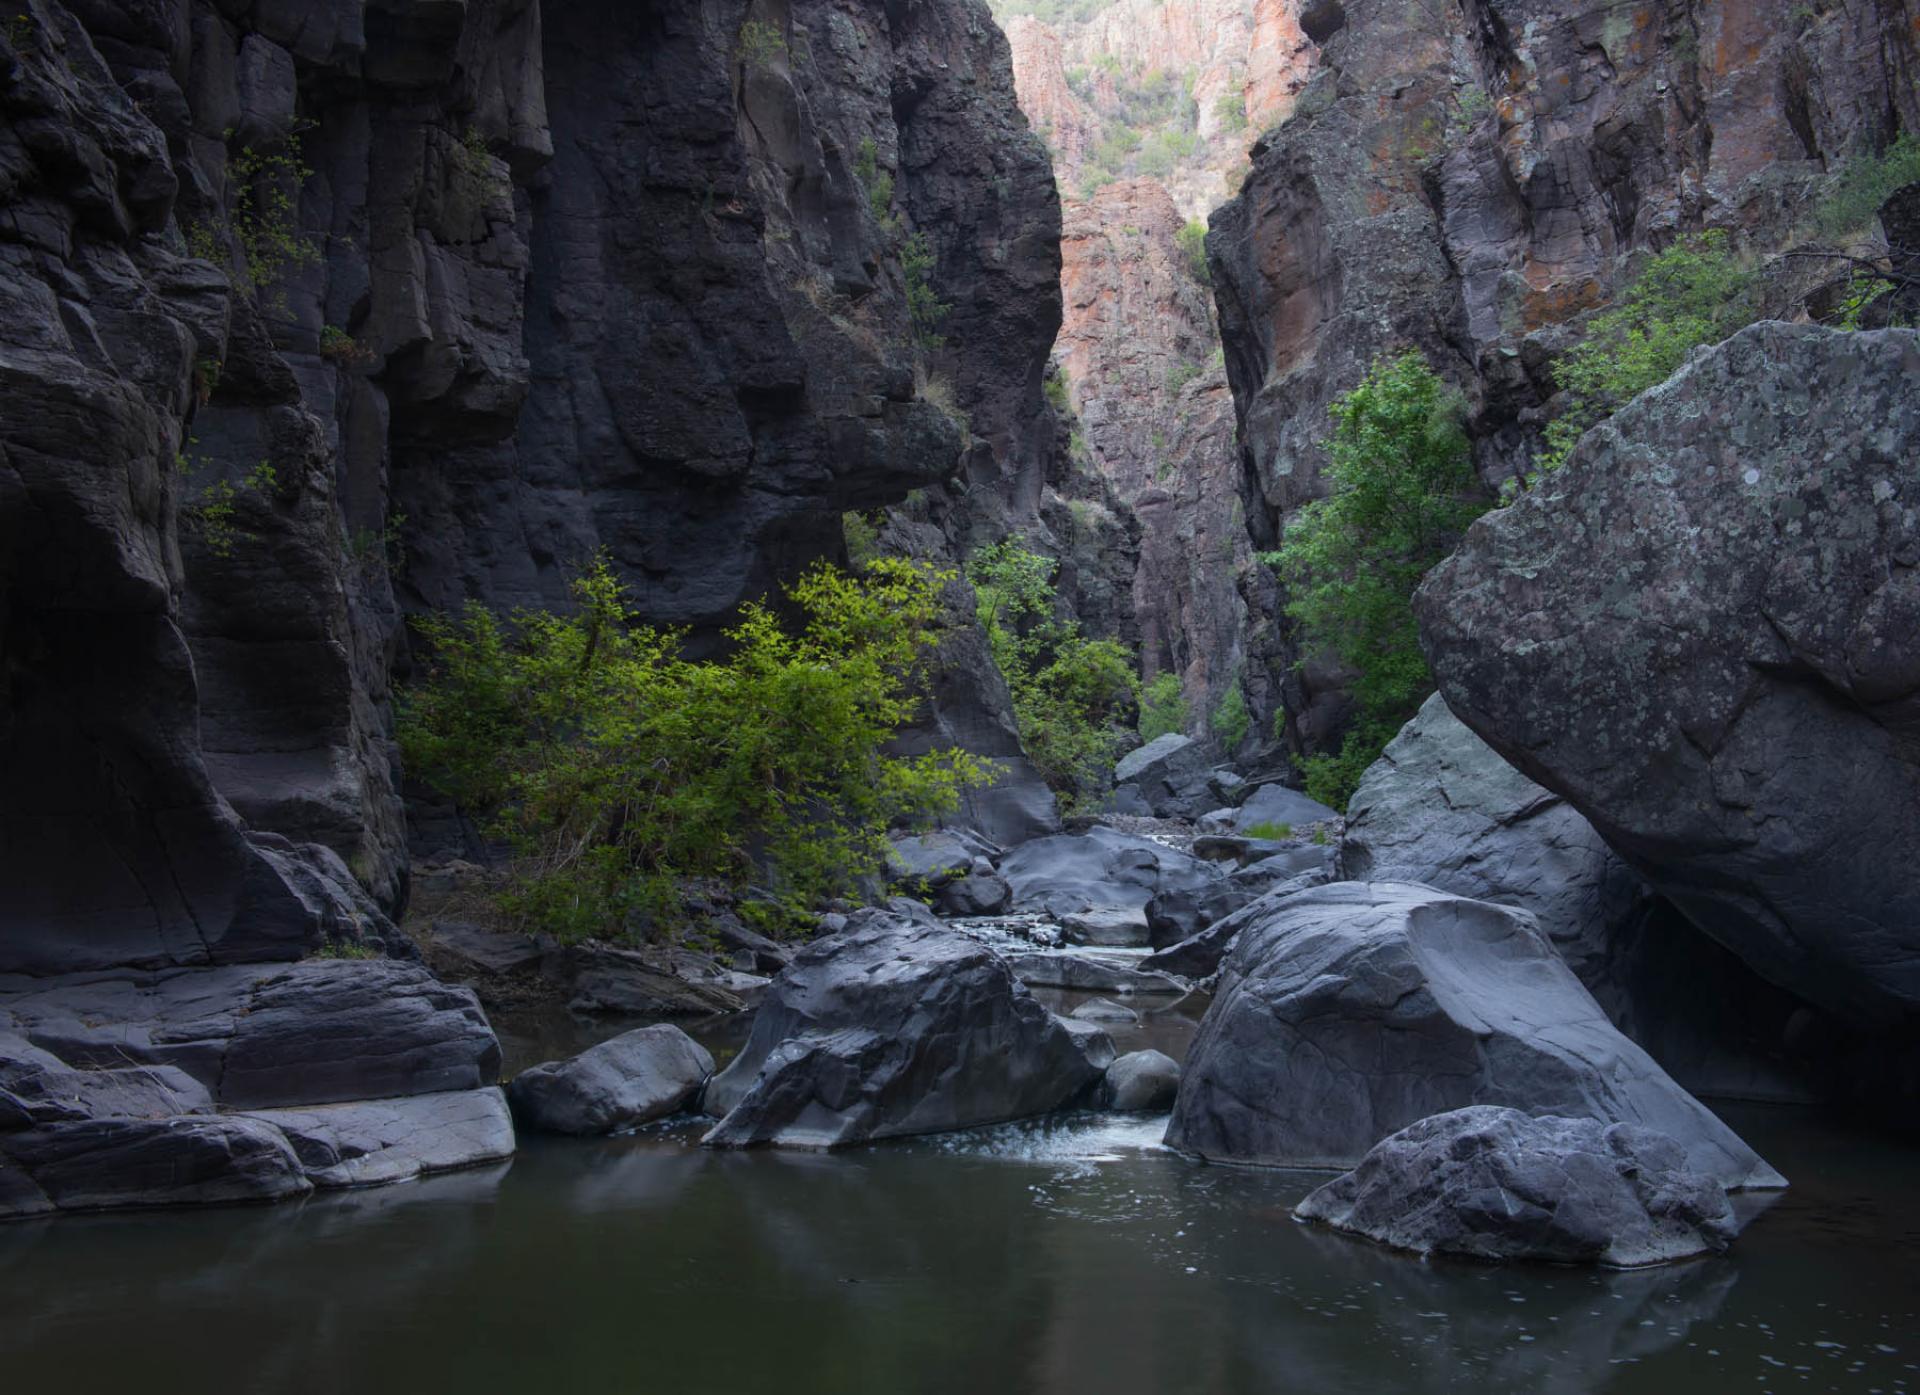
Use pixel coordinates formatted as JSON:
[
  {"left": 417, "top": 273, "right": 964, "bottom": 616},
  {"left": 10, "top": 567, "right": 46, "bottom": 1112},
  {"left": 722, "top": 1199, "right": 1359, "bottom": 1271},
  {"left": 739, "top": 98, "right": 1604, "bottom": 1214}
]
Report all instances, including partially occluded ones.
[
  {"left": 0, "top": 960, "right": 510, "bottom": 1217},
  {"left": 508, "top": 1025, "right": 714, "bottom": 1136},
  {"left": 1104, "top": 1050, "right": 1181, "bottom": 1112},
  {"left": 1231, "top": 783, "right": 1339, "bottom": 833},
  {"left": 1294, "top": 1106, "right": 1740, "bottom": 1268},
  {"left": 1111, "top": 734, "right": 1219, "bottom": 817},
  {"left": 1417, "top": 323, "right": 1920, "bottom": 1022},
  {"left": 998, "top": 826, "right": 1244, "bottom": 948},
  {"left": 1343, "top": 694, "right": 1816, "bottom": 1103},
  {"left": 702, "top": 912, "right": 1102, "bottom": 1148},
  {"left": 1138, "top": 866, "right": 1335, "bottom": 980},
  {"left": 1165, "top": 882, "right": 1782, "bottom": 1190},
  {"left": 1342, "top": 693, "right": 1642, "bottom": 983}
]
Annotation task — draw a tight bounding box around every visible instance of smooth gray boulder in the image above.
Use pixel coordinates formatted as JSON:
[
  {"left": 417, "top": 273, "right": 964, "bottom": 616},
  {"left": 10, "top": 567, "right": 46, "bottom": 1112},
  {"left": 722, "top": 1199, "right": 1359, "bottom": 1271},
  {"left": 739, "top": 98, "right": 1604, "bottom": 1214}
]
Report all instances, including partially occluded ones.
[
  {"left": 1342, "top": 695, "right": 1815, "bottom": 1103},
  {"left": 1165, "top": 882, "right": 1783, "bottom": 1190},
  {"left": 427, "top": 922, "right": 547, "bottom": 977},
  {"left": 1104, "top": 1050, "right": 1181, "bottom": 1112},
  {"left": 1000, "top": 827, "right": 1246, "bottom": 949},
  {"left": 1, "top": 1032, "right": 212, "bottom": 1127},
  {"left": 1418, "top": 323, "right": 1920, "bottom": 1021},
  {"left": 0, "top": 961, "right": 502, "bottom": 1109},
  {"left": 702, "top": 912, "right": 1102, "bottom": 1148},
  {"left": 1232, "top": 783, "right": 1339, "bottom": 832},
  {"left": 0, "top": 1117, "right": 312, "bottom": 1215},
  {"left": 1294, "top": 1106, "right": 1739, "bottom": 1267},
  {"left": 937, "top": 873, "right": 1012, "bottom": 917},
  {"left": 1003, "top": 952, "right": 1185, "bottom": 995},
  {"left": 244, "top": 1089, "right": 516, "bottom": 1187},
  {"left": 544, "top": 943, "right": 754, "bottom": 1017},
  {"left": 1342, "top": 692, "right": 1642, "bottom": 985},
  {"left": 1058, "top": 1017, "right": 1118, "bottom": 1074},
  {"left": 1111, "top": 734, "right": 1219, "bottom": 817},
  {"left": 1069, "top": 997, "right": 1139, "bottom": 1025},
  {"left": 507, "top": 1026, "right": 714, "bottom": 1136},
  {"left": 888, "top": 828, "right": 998, "bottom": 889}
]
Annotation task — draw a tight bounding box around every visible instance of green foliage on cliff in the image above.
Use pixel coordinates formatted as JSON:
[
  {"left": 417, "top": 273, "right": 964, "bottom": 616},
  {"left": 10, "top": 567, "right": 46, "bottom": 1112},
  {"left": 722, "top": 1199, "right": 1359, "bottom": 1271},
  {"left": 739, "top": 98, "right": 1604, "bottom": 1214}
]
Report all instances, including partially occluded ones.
[
  {"left": 1263, "top": 352, "right": 1485, "bottom": 809},
  {"left": 399, "top": 557, "right": 990, "bottom": 939},
  {"left": 1138, "top": 671, "right": 1188, "bottom": 741},
  {"left": 1176, "top": 219, "right": 1210, "bottom": 285},
  {"left": 1535, "top": 231, "right": 1753, "bottom": 474},
  {"left": 901, "top": 232, "right": 951, "bottom": 350},
  {"left": 1209, "top": 681, "right": 1250, "bottom": 751},
  {"left": 1816, "top": 133, "right": 1920, "bottom": 239},
  {"left": 969, "top": 539, "right": 1139, "bottom": 810}
]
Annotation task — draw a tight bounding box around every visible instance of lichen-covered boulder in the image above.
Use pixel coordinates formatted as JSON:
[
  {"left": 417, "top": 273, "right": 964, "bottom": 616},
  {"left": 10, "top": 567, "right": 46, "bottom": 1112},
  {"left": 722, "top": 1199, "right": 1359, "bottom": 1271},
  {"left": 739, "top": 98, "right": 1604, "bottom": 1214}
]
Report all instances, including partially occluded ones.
[
  {"left": 1418, "top": 323, "right": 1920, "bottom": 1022},
  {"left": 702, "top": 912, "right": 1101, "bottom": 1148},
  {"left": 1294, "top": 1106, "right": 1740, "bottom": 1267},
  {"left": 1165, "top": 882, "right": 1782, "bottom": 1191}
]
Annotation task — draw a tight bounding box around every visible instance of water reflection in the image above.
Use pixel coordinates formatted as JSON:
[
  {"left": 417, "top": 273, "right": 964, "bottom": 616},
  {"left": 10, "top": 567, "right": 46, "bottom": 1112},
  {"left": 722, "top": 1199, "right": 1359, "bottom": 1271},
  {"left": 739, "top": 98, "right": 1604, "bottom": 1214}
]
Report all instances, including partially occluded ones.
[{"left": 0, "top": 1106, "right": 1913, "bottom": 1394}]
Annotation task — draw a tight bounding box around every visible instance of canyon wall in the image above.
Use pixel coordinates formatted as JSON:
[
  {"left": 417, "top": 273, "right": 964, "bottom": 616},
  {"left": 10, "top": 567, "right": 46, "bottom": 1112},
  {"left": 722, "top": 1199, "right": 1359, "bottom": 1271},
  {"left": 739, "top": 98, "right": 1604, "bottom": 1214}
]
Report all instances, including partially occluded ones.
[
  {"left": 0, "top": 0, "right": 1066, "bottom": 970},
  {"left": 1209, "top": 0, "right": 1920, "bottom": 754}
]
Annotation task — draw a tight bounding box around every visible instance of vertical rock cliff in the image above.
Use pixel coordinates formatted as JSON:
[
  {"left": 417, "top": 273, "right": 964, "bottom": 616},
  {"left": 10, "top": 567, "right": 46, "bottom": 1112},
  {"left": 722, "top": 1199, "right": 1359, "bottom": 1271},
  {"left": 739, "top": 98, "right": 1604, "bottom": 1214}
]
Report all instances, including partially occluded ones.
[
  {"left": 1209, "top": 0, "right": 1920, "bottom": 755},
  {"left": 0, "top": 0, "right": 1071, "bottom": 968}
]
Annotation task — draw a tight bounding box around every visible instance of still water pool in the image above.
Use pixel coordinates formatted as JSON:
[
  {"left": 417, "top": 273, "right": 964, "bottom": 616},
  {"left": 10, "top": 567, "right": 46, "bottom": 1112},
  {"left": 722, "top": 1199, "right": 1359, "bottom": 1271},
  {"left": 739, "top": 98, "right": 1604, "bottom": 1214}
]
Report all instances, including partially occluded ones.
[{"left": 1, "top": 1003, "right": 1913, "bottom": 1395}]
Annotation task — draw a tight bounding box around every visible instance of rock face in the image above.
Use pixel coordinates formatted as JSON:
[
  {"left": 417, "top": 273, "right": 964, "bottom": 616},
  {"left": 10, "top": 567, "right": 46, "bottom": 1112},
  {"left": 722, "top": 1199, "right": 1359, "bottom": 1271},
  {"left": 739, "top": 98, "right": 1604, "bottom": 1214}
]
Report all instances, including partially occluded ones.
[
  {"left": 1418, "top": 324, "right": 1920, "bottom": 1024},
  {"left": 702, "top": 911, "right": 1100, "bottom": 1148},
  {"left": 1165, "top": 882, "right": 1783, "bottom": 1190},
  {"left": 0, "top": 959, "right": 508, "bottom": 1216},
  {"left": 1209, "top": 0, "right": 1920, "bottom": 759},
  {"left": 508, "top": 1025, "right": 714, "bottom": 1137},
  {"left": 1294, "top": 1106, "right": 1740, "bottom": 1268}
]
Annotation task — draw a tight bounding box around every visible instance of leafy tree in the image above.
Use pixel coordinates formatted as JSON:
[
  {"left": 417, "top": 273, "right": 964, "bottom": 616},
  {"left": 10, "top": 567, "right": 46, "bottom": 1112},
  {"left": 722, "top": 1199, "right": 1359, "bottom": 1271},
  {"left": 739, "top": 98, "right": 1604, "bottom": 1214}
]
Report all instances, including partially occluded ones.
[
  {"left": 1138, "top": 671, "right": 1188, "bottom": 741},
  {"left": 1209, "top": 681, "right": 1249, "bottom": 750},
  {"left": 1264, "top": 351, "right": 1486, "bottom": 808},
  {"left": 1535, "top": 231, "right": 1753, "bottom": 474},
  {"left": 399, "top": 557, "right": 989, "bottom": 940},
  {"left": 1816, "top": 133, "right": 1920, "bottom": 239},
  {"left": 968, "top": 539, "right": 1139, "bottom": 809}
]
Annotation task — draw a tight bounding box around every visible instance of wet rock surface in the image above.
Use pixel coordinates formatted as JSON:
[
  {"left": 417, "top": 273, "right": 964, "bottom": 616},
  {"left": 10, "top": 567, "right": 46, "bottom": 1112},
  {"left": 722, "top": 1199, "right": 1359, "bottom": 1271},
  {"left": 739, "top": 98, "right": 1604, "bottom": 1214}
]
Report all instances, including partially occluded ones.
[
  {"left": 1103, "top": 1049, "right": 1182, "bottom": 1112},
  {"left": 702, "top": 911, "right": 1102, "bottom": 1149},
  {"left": 1166, "top": 882, "right": 1783, "bottom": 1190},
  {"left": 1295, "top": 1105, "right": 1740, "bottom": 1268}
]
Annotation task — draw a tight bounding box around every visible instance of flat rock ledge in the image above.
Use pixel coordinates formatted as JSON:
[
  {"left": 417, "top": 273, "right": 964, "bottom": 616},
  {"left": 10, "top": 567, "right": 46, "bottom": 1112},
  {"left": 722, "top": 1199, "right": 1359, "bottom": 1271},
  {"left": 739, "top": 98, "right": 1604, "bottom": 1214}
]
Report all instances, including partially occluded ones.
[
  {"left": 1294, "top": 1106, "right": 1741, "bottom": 1268},
  {"left": 1, "top": 960, "right": 510, "bottom": 1218}
]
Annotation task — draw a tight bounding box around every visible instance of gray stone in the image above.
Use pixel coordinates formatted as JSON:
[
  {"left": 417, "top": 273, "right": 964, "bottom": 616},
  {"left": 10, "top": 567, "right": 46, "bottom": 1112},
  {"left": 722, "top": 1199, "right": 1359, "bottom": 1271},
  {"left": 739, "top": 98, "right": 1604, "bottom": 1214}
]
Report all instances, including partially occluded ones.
[
  {"left": 1111, "top": 734, "right": 1220, "bottom": 817},
  {"left": 1104, "top": 1050, "right": 1181, "bottom": 1112},
  {"left": 1232, "top": 783, "right": 1339, "bottom": 833},
  {"left": 703, "top": 912, "right": 1101, "bottom": 1148},
  {"left": 1115, "top": 733, "right": 1199, "bottom": 785},
  {"left": 1342, "top": 693, "right": 1645, "bottom": 986},
  {"left": 1069, "top": 997, "right": 1139, "bottom": 1025},
  {"left": 888, "top": 829, "right": 997, "bottom": 889},
  {"left": 1061, "top": 907, "right": 1151, "bottom": 947},
  {"left": 244, "top": 1088, "right": 516, "bottom": 1187},
  {"left": 1, "top": 1032, "right": 211, "bottom": 1129},
  {"left": 1418, "top": 324, "right": 1920, "bottom": 1022},
  {"left": 1294, "top": 1106, "right": 1739, "bottom": 1268},
  {"left": 1003, "top": 952, "right": 1185, "bottom": 995},
  {"left": 428, "top": 921, "right": 546, "bottom": 977},
  {"left": 507, "top": 1026, "right": 714, "bottom": 1136},
  {"left": 0, "top": 961, "right": 502, "bottom": 1109},
  {"left": 1166, "top": 882, "right": 1783, "bottom": 1191},
  {"left": 1139, "top": 866, "right": 1335, "bottom": 980},
  {"left": 0, "top": 1117, "right": 312, "bottom": 1216},
  {"left": 1001, "top": 826, "right": 1245, "bottom": 950},
  {"left": 545, "top": 944, "right": 749, "bottom": 1018},
  {"left": 1057, "top": 1017, "right": 1118, "bottom": 1074},
  {"left": 937, "top": 873, "right": 1013, "bottom": 917}
]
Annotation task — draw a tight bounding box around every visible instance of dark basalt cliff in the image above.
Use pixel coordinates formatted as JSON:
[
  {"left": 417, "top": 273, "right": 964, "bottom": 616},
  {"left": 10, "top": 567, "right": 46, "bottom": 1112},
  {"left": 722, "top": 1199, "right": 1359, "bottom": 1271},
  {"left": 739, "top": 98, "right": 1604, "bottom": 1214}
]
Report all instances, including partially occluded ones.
[
  {"left": 0, "top": 0, "right": 1067, "bottom": 972},
  {"left": 1209, "top": 0, "right": 1920, "bottom": 755}
]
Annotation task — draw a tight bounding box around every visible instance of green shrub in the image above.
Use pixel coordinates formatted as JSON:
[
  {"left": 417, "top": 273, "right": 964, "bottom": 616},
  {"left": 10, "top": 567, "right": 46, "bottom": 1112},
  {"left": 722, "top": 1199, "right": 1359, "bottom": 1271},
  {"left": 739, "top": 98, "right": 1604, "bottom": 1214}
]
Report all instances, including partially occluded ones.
[
  {"left": 737, "top": 20, "right": 785, "bottom": 70},
  {"left": 1175, "top": 218, "right": 1210, "bottom": 285},
  {"left": 228, "top": 132, "right": 320, "bottom": 295},
  {"left": 1138, "top": 671, "right": 1188, "bottom": 741},
  {"left": 1536, "top": 231, "right": 1753, "bottom": 473},
  {"left": 1209, "top": 681, "right": 1249, "bottom": 750},
  {"left": 399, "top": 556, "right": 990, "bottom": 940},
  {"left": 1243, "top": 820, "right": 1293, "bottom": 841},
  {"left": 1815, "top": 133, "right": 1920, "bottom": 239},
  {"left": 968, "top": 539, "right": 1138, "bottom": 810},
  {"left": 1213, "top": 90, "right": 1248, "bottom": 133},
  {"left": 1264, "top": 351, "right": 1486, "bottom": 810}
]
